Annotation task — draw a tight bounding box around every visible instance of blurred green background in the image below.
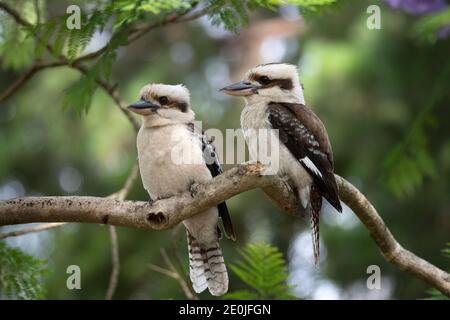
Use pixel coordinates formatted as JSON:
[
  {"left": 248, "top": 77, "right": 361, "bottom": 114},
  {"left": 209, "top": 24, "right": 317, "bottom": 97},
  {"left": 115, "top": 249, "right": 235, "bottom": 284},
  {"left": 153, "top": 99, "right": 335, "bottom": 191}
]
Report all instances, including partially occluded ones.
[{"left": 0, "top": 0, "right": 449, "bottom": 299}]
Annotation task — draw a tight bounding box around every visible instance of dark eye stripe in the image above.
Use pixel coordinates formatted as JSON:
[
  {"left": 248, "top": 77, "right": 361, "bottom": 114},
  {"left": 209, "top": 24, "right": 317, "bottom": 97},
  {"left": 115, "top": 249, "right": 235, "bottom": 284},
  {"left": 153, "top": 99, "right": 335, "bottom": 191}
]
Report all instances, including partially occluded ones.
[
  {"left": 249, "top": 73, "right": 293, "bottom": 90},
  {"left": 176, "top": 102, "right": 188, "bottom": 113},
  {"left": 270, "top": 78, "right": 293, "bottom": 90}
]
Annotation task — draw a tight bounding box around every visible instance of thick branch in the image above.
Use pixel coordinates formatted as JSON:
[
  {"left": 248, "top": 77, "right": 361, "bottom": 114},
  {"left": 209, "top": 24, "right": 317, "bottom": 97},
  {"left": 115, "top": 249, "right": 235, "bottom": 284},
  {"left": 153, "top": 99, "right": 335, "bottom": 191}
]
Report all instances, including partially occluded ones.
[
  {"left": 0, "top": 163, "right": 449, "bottom": 296},
  {"left": 335, "top": 175, "right": 450, "bottom": 297},
  {"left": 0, "top": 164, "right": 278, "bottom": 230}
]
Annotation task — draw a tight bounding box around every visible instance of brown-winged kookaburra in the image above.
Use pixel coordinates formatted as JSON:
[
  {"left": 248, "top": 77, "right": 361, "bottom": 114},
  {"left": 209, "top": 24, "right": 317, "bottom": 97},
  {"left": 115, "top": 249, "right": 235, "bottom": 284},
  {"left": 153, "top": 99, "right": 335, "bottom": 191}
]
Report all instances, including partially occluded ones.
[
  {"left": 220, "top": 63, "right": 342, "bottom": 266},
  {"left": 127, "top": 83, "right": 235, "bottom": 296}
]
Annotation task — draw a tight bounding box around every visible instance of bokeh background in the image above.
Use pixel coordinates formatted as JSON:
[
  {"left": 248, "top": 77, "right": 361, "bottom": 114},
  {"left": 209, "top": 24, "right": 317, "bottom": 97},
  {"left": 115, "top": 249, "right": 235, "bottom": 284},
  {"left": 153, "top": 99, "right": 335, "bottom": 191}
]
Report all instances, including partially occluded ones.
[{"left": 0, "top": 0, "right": 449, "bottom": 299}]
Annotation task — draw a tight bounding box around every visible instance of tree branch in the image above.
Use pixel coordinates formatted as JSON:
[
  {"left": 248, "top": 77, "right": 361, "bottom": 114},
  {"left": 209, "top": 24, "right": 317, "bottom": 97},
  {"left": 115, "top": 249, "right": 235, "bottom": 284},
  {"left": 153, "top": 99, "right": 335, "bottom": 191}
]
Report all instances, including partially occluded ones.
[
  {"left": 335, "top": 175, "right": 450, "bottom": 297},
  {"left": 0, "top": 163, "right": 449, "bottom": 296},
  {"left": 0, "top": 1, "right": 212, "bottom": 105},
  {"left": 0, "top": 163, "right": 139, "bottom": 238},
  {"left": 0, "top": 60, "right": 142, "bottom": 133},
  {"left": 0, "top": 61, "right": 68, "bottom": 103}
]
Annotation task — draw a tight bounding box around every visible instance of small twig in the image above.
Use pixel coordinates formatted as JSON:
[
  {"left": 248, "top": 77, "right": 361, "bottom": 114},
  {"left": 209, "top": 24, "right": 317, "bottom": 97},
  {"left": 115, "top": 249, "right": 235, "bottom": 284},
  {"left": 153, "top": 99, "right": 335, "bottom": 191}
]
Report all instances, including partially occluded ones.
[
  {"left": 128, "top": 4, "right": 210, "bottom": 43},
  {"left": 105, "top": 225, "right": 120, "bottom": 300},
  {"left": 148, "top": 248, "right": 198, "bottom": 300},
  {"left": 0, "top": 1, "right": 32, "bottom": 27},
  {"left": 0, "top": 222, "right": 65, "bottom": 240},
  {"left": 109, "top": 164, "right": 139, "bottom": 201},
  {"left": 148, "top": 263, "right": 178, "bottom": 278},
  {"left": 170, "top": 225, "right": 191, "bottom": 281},
  {"left": 0, "top": 61, "right": 67, "bottom": 103},
  {"left": 34, "top": 0, "right": 40, "bottom": 24},
  {"left": 160, "top": 248, "right": 177, "bottom": 273},
  {"left": 70, "top": 64, "right": 141, "bottom": 132},
  {"left": 103, "top": 164, "right": 139, "bottom": 300}
]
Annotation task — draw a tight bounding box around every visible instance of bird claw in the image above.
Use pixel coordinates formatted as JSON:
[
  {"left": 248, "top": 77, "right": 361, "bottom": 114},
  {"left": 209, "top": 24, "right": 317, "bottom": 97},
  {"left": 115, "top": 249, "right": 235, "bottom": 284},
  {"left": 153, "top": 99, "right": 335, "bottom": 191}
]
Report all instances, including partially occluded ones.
[
  {"left": 149, "top": 194, "right": 173, "bottom": 206},
  {"left": 189, "top": 182, "right": 200, "bottom": 198}
]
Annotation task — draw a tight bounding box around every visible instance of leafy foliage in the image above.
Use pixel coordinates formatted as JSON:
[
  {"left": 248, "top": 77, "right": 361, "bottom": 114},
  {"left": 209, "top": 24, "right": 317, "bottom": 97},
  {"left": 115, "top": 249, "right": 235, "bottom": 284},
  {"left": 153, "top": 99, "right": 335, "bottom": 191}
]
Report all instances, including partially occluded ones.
[
  {"left": 382, "top": 61, "right": 450, "bottom": 198},
  {"left": 63, "top": 49, "right": 118, "bottom": 114},
  {"left": 0, "top": 0, "right": 338, "bottom": 113},
  {"left": 414, "top": 8, "right": 450, "bottom": 43},
  {"left": 0, "top": 21, "right": 35, "bottom": 70},
  {"left": 29, "top": 9, "right": 113, "bottom": 61},
  {"left": 224, "top": 242, "right": 296, "bottom": 300},
  {"left": 382, "top": 114, "right": 437, "bottom": 198},
  {"left": 0, "top": 242, "right": 47, "bottom": 300},
  {"left": 59, "top": 0, "right": 190, "bottom": 114},
  {"left": 208, "top": 0, "right": 337, "bottom": 30}
]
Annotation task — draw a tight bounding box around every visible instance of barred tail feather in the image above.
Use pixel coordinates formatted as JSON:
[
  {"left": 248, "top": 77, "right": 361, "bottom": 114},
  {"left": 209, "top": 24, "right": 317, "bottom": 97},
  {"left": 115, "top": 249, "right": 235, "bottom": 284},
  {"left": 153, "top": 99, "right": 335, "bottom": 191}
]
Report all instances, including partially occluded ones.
[
  {"left": 187, "top": 231, "right": 228, "bottom": 296},
  {"left": 310, "top": 184, "right": 322, "bottom": 268},
  {"left": 311, "top": 207, "right": 320, "bottom": 267}
]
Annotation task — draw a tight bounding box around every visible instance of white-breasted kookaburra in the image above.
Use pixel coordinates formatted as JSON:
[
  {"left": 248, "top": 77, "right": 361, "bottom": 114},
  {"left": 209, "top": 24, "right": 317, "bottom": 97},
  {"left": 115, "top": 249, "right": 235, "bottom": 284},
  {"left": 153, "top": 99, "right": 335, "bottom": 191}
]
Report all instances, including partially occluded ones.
[
  {"left": 127, "top": 84, "right": 235, "bottom": 296},
  {"left": 220, "top": 63, "right": 342, "bottom": 266}
]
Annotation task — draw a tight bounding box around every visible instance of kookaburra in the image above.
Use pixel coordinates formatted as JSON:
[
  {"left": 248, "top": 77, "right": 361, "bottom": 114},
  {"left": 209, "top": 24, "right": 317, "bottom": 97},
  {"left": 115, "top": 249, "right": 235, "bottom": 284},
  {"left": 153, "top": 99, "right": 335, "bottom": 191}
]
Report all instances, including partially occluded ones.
[
  {"left": 220, "top": 63, "right": 342, "bottom": 266},
  {"left": 127, "top": 84, "right": 235, "bottom": 296}
]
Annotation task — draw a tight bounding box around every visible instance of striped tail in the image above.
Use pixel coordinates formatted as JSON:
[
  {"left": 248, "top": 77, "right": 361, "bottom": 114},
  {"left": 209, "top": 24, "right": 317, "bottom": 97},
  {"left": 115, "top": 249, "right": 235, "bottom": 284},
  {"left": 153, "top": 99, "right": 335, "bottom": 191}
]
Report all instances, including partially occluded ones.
[
  {"left": 310, "top": 184, "right": 322, "bottom": 267},
  {"left": 187, "top": 231, "right": 228, "bottom": 296}
]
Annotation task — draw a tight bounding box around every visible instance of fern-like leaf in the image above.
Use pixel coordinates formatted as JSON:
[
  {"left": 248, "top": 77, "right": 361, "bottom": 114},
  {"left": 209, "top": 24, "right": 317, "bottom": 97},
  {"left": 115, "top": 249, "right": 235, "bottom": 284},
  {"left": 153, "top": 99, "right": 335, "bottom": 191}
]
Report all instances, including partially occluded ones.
[
  {"left": 0, "top": 242, "right": 47, "bottom": 300},
  {"left": 62, "top": 76, "right": 97, "bottom": 115},
  {"left": 224, "top": 242, "right": 296, "bottom": 300}
]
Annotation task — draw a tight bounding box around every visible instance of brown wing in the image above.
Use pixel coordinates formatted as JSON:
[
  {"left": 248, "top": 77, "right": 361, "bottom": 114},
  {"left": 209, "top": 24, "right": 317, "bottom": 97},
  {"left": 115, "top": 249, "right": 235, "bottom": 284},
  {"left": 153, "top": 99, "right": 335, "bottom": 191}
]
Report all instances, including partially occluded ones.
[
  {"left": 268, "top": 102, "right": 342, "bottom": 212},
  {"left": 188, "top": 123, "right": 236, "bottom": 241}
]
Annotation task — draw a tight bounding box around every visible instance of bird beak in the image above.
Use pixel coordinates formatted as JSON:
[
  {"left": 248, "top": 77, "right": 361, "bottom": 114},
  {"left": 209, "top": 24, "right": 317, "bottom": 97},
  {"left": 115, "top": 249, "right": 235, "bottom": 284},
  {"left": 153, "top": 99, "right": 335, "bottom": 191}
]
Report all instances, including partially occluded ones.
[
  {"left": 219, "top": 81, "right": 259, "bottom": 96},
  {"left": 127, "top": 100, "right": 159, "bottom": 115}
]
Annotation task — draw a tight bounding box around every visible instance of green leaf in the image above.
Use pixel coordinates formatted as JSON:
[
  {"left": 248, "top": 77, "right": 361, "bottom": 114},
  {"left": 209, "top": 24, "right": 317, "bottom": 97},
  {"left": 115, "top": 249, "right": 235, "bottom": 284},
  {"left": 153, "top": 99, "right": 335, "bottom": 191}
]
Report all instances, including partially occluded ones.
[
  {"left": 0, "top": 242, "right": 47, "bottom": 300},
  {"left": 207, "top": 0, "right": 337, "bottom": 31},
  {"left": 67, "top": 28, "right": 82, "bottom": 61},
  {"left": 62, "top": 76, "right": 98, "bottom": 115},
  {"left": 413, "top": 8, "right": 450, "bottom": 43},
  {"left": 35, "top": 20, "right": 56, "bottom": 58},
  {"left": 52, "top": 23, "right": 68, "bottom": 56},
  {"left": 224, "top": 242, "right": 297, "bottom": 300},
  {"left": 382, "top": 62, "right": 450, "bottom": 198},
  {"left": 0, "top": 23, "right": 35, "bottom": 70}
]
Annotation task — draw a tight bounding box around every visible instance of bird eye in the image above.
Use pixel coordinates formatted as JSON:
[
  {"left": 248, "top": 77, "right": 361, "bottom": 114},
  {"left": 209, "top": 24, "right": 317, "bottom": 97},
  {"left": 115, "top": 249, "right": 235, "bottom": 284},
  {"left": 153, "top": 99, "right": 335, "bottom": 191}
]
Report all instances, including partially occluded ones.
[
  {"left": 258, "top": 76, "right": 271, "bottom": 85},
  {"left": 159, "top": 96, "right": 169, "bottom": 105}
]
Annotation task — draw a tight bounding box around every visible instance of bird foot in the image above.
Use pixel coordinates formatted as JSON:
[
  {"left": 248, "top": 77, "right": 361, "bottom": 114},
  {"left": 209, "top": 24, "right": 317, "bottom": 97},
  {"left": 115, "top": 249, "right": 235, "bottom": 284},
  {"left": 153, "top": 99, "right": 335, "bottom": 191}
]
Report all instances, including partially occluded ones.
[
  {"left": 189, "top": 182, "right": 200, "bottom": 198},
  {"left": 149, "top": 194, "right": 172, "bottom": 206}
]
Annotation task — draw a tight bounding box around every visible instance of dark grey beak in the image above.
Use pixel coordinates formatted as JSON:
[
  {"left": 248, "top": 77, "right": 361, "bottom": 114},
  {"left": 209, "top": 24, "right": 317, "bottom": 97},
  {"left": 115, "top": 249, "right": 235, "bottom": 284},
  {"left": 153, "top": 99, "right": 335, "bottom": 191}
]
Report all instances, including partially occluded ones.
[
  {"left": 219, "top": 81, "right": 259, "bottom": 96},
  {"left": 127, "top": 99, "right": 159, "bottom": 110}
]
